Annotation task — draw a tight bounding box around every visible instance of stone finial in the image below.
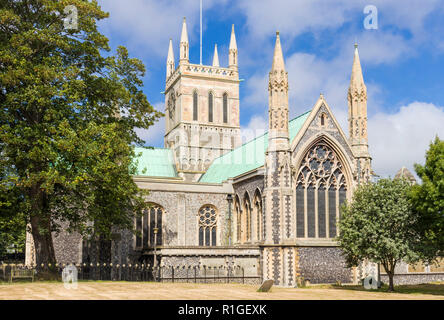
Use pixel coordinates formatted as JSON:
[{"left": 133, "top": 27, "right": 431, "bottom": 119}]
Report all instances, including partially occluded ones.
[
  {"left": 349, "top": 42, "right": 366, "bottom": 93},
  {"left": 212, "top": 44, "right": 220, "bottom": 67},
  {"left": 271, "top": 31, "right": 286, "bottom": 72},
  {"left": 180, "top": 17, "right": 189, "bottom": 63},
  {"left": 166, "top": 38, "right": 175, "bottom": 78},
  {"left": 229, "top": 24, "right": 237, "bottom": 50},
  {"left": 229, "top": 24, "right": 238, "bottom": 68},
  {"left": 180, "top": 17, "right": 189, "bottom": 43}
]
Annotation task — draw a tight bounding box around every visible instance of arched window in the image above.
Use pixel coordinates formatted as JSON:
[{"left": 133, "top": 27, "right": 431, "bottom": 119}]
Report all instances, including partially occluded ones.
[
  {"left": 320, "top": 113, "right": 327, "bottom": 126},
  {"left": 253, "top": 190, "right": 262, "bottom": 242},
  {"left": 223, "top": 93, "right": 228, "bottom": 123},
  {"left": 208, "top": 92, "right": 213, "bottom": 122},
  {"left": 234, "top": 195, "right": 241, "bottom": 243},
  {"left": 136, "top": 203, "right": 163, "bottom": 248},
  {"left": 244, "top": 193, "right": 252, "bottom": 242},
  {"left": 295, "top": 142, "right": 348, "bottom": 239},
  {"left": 193, "top": 91, "right": 198, "bottom": 121},
  {"left": 198, "top": 205, "right": 217, "bottom": 246}
]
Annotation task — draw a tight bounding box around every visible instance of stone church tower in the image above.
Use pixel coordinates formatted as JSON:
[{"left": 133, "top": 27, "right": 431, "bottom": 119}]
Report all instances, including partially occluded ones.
[
  {"left": 164, "top": 19, "right": 242, "bottom": 181},
  {"left": 262, "top": 32, "right": 298, "bottom": 286},
  {"left": 348, "top": 43, "right": 372, "bottom": 183}
]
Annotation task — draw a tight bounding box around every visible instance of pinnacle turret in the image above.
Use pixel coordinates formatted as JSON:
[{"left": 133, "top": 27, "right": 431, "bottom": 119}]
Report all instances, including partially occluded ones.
[
  {"left": 268, "top": 31, "right": 289, "bottom": 136},
  {"left": 229, "top": 24, "right": 238, "bottom": 68},
  {"left": 349, "top": 43, "right": 366, "bottom": 94},
  {"left": 347, "top": 42, "right": 371, "bottom": 183},
  {"left": 212, "top": 44, "right": 220, "bottom": 67},
  {"left": 180, "top": 17, "right": 189, "bottom": 63},
  {"left": 271, "top": 31, "right": 286, "bottom": 72},
  {"left": 166, "top": 38, "right": 175, "bottom": 79}
]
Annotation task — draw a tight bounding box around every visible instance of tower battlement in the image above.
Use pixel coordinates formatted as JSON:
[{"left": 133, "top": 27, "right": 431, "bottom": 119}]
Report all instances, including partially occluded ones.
[
  {"left": 166, "top": 63, "right": 239, "bottom": 90},
  {"left": 164, "top": 19, "right": 241, "bottom": 182}
]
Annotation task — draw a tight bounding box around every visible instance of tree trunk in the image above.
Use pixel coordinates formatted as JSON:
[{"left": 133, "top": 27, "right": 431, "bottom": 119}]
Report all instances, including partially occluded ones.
[
  {"left": 30, "top": 215, "right": 56, "bottom": 268},
  {"left": 387, "top": 272, "right": 395, "bottom": 292},
  {"left": 382, "top": 259, "right": 396, "bottom": 292},
  {"left": 29, "top": 185, "right": 57, "bottom": 269}
]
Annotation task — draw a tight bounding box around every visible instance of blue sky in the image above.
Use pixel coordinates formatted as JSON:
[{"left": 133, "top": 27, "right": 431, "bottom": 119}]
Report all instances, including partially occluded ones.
[{"left": 97, "top": 0, "right": 444, "bottom": 177}]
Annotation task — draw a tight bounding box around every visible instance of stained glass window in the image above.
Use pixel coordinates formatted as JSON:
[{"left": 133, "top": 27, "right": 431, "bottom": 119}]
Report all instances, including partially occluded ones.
[
  {"left": 193, "top": 91, "right": 198, "bottom": 121},
  {"left": 307, "top": 184, "right": 315, "bottom": 238},
  {"left": 296, "top": 183, "right": 305, "bottom": 238},
  {"left": 295, "top": 142, "right": 348, "bottom": 239},
  {"left": 328, "top": 186, "right": 337, "bottom": 237},
  {"left": 198, "top": 205, "right": 217, "bottom": 246},
  {"left": 223, "top": 93, "right": 228, "bottom": 123},
  {"left": 318, "top": 184, "right": 326, "bottom": 238},
  {"left": 138, "top": 204, "right": 163, "bottom": 249},
  {"left": 208, "top": 92, "right": 213, "bottom": 122}
]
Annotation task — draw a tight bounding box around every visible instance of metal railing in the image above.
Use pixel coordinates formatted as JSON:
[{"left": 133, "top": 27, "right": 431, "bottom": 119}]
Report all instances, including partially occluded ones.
[{"left": 0, "top": 263, "right": 260, "bottom": 284}]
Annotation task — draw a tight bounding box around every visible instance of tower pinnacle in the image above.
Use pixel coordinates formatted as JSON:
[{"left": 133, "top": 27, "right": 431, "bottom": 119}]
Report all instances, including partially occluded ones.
[
  {"left": 180, "top": 17, "right": 189, "bottom": 63},
  {"left": 268, "top": 31, "right": 289, "bottom": 140},
  {"left": 271, "top": 31, "right": 286, "bottom": 72},
  {"left": 212, "top": 44, "right": 220, "bottom": 67},
  {"left": 350, "top": 43, "right": 366, "bottom": 94},
  {"left": 229, "top": 24, "right": 238, "bottom": 69},
  {"left": 166, "top": 38, "right": 175, "bottom": 79},
  {"left": 348, "top": 42, "right": 371, "bottom": 183}
]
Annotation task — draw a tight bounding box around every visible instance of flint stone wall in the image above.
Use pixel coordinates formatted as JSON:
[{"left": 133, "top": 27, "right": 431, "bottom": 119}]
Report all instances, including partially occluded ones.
[{"left": 298, "top": 247, "right": 353, "bottom": 284}]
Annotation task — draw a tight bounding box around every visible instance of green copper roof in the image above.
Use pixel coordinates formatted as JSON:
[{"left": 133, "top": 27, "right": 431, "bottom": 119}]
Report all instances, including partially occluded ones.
[
  {"left": 199, "top": 110, "right": 311, "bottom": 184},
  {"left": 133, "top": 147, "right": 178, "bottom": 178}
]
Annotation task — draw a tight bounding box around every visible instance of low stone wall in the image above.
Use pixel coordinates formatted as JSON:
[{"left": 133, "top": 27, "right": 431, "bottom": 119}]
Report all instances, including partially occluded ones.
[
  {"left": 298, "top": 247, "right": 353, "bottom": 284},
  {"left": 380, "top": 273, "right": 444, "bottom": 285}
]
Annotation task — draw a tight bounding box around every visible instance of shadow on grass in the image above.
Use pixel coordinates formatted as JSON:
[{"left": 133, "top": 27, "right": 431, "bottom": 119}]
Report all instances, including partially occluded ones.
[{"left": 330, "top": 282, "right": 444, "bottom": 296}]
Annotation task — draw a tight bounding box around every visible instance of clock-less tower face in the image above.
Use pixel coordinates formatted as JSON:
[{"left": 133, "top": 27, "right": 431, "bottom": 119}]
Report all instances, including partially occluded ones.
[{"left": 164, "top": 63, "right": 242, "bottom": 181}]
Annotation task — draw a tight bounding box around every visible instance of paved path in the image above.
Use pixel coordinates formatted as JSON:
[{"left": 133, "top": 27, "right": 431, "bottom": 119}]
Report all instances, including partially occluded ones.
[{"left": 0, "top": 282, "right": 443, "bottom": 300}]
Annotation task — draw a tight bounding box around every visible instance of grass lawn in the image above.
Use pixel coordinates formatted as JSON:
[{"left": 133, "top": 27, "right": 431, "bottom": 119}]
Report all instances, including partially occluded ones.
[{"left": 0, "top": 281, "right": 443, "bottom": 300}]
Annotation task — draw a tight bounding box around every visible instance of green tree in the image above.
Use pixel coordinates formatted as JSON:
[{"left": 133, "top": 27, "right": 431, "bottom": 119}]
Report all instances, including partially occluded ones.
[
  {"left": 338, "top": 178, "right": 420, "bottom": 292},
  {"left": 410, "top": 137, "right": 444, "bottom": 261},
  {"left": 0, "top": 1, "right": 162, "bottom": 267}
]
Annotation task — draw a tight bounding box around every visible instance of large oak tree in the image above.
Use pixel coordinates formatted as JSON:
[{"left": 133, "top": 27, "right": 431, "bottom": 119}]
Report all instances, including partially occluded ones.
[{"left": 0, "top": 0, "right": 162, "bottom": 266}]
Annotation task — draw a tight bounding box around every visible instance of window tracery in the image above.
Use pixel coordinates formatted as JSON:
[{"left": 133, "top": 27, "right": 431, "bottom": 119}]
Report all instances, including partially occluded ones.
[
  {"left": 136, "top": 204, "right": 163, "bottom": 248},
  {"left": 198, "top": 205, "right": 217, "bottom": 246},
  {"left": 295, "top": 142, "right": 348, "bottom": 238}
]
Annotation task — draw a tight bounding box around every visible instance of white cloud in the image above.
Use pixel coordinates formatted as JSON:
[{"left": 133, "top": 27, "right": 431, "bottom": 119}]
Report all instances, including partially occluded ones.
[
  {"left": 99, "top": 0, "right": 228, "bottom": 58},
  {"left": 368, "top": 102, "right": 444, "bottom": 178},
  {"left": 237, "top": 0, "right": 442, "bottom": 41},
  {"left": 241, "top": 115, "right": 268, "bottom": 144}
]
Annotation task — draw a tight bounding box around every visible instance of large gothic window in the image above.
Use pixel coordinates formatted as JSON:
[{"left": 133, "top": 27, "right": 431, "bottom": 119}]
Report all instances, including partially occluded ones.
[
  {"left": 198, "top": 205, "right": 217, "bottom": 246},
  {"left": 193, "top": 90, "right": 198, "bottom": 121},
  {"left": 223, "top": 93, "right": 228, "bottom": 123},
  {"left": 136, "top": 204, "right": 163, "bottom": 248},
  {"left": 295, "top": 143, "right": 348, "bottom": 238},
  {"left": 208, "top": 92, "right": 214, "bottom": 122}
]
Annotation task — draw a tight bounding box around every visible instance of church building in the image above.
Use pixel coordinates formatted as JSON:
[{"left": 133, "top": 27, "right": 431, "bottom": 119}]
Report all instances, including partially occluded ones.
[{"left": 28, "top": 19, "right": 377, "bottom": 286}]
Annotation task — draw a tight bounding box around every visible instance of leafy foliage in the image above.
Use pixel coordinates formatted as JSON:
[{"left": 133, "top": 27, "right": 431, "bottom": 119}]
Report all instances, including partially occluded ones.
[
  {"left": 338, "top": 178, "right": 420, "bottom": 291},
  {"left": 0, "top": 0, "right": 162, "bottom": 265},
  {"left": 411, "top": 136, "right": 444, "bottom": 260}
]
